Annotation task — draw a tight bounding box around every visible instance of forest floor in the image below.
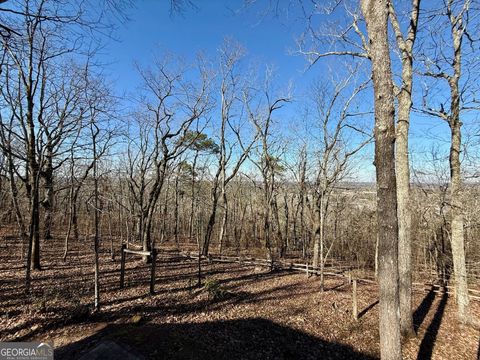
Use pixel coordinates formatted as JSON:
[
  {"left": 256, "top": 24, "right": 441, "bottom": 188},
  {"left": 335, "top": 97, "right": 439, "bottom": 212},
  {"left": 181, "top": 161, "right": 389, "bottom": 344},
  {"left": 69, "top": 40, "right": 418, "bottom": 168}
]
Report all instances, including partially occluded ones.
[{"left": 0, "top": 236, "right": 479, "bottom": 359}]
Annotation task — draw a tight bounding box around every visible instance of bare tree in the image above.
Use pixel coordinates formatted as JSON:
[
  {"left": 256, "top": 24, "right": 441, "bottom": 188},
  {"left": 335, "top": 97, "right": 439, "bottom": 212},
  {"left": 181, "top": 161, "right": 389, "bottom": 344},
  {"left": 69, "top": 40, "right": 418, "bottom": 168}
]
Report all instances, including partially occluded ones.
[
  {"left": 81, "top": 63, "right": 117, "bottom": 311},
  {"left": 127, "top": 56, "right": 211, "bottom": 259},
  {"left": 202, "top": 40, "right": 257, "bottom": 256},
  {"left": 361, "top": 1, "right": 402, "bottom": 358},
  {"left": 388, "top": 0, "right": 421, "bottom": 338},
  {"left": 0, "top": 0, "right": 124, "bottom": 291},
  {"left": 178, "top": 129, "right": 218, "bottom": 247},
  {"left": 419, "top": 0, "right": 478, "bottom": 324},
  {"left": 297, "top": 1, "right": 402, "bottom": 355},
  {"left": 38, "top": 62, "right": 90, "bottom": 241},
  {"left": 245, "top": 68, "right": 290, "bottom": 265},
  {"left": 306, "top": 74, "right": 371, "bottom": 291}
]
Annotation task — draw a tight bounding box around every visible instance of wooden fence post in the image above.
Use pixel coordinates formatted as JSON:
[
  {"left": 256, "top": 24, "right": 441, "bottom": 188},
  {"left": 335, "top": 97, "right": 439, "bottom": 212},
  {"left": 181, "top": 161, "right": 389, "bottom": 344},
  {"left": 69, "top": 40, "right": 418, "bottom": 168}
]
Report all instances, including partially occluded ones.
[
  {"left": 352, "top": 279, "right": 358, "bottom": 321},
  {"left": 150, "top": 248, "right": 157, "bottom": 295},
  {"left": 120, "top": 244, "right": 126, "bottom": 289}
]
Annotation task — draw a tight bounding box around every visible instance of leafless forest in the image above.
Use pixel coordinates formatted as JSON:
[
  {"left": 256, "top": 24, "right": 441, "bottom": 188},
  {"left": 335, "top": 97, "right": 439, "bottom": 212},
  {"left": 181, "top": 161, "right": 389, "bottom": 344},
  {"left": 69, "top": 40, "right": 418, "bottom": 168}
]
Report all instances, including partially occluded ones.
[{"left": 0, "top": 0, "right": 479, "bottom": 359}]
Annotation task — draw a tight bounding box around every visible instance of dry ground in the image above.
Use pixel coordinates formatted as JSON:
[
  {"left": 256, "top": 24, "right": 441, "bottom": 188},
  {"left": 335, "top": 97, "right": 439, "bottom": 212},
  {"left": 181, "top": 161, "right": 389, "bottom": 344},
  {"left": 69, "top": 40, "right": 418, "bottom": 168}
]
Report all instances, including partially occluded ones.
[{"left": 0, "top": 236, "right": 479, "bottom": 359}]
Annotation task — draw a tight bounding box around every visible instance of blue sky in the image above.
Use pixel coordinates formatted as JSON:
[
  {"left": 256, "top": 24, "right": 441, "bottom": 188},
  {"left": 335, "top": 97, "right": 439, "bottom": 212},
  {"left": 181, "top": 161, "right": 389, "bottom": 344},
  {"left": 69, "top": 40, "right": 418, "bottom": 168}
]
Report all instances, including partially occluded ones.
[
  {"left": 101, "top": 1, "right": 327, "bottom": 97},
  {"left": 96, "top": 1, "right": 478, "bottom": 183},
  {"left": 97, "top": 1, "right": 378, "bottom": 180}
]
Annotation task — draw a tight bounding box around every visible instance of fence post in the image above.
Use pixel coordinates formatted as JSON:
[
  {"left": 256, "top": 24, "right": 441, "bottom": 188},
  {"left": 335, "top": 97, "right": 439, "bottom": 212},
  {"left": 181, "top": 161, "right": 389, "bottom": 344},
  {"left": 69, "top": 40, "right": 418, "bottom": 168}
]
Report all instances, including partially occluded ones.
[
  {"left": 352, "top": 279, "right": 358, "bottom": 321},
  {"left": 120, "top": 244, "right": 126, "bottom": 289},
  {"left": 150, "top": 248, "right": 157, "bottom": 295}
]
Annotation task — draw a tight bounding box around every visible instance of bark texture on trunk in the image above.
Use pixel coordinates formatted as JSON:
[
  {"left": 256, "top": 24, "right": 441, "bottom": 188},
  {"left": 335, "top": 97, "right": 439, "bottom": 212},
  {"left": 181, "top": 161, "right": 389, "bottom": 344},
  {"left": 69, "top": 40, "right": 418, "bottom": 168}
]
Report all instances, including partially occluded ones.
[
  {"left": 389, "top": 0, "right": 420, "bottom": 337},
  {"left": 447, "top": 1, "right": 470, "bottom": 324},
  {"left": 449, "top": 117, "right": 469, "bottom": 322},
  {"left": 396, "top": 85, "right": 414, "bottom": 338},
  {"left": 361, "top": 0, "right": 402, "bottom": 359}
]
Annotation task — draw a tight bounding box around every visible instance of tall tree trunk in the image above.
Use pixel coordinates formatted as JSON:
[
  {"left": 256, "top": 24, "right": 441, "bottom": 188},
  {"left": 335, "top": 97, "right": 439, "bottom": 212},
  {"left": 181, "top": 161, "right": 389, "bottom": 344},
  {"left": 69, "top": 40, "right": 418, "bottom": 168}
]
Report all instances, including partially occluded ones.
[
  {"left": 6, "top": 152, "right": 29, "bottom": 291},
  {"left": 160, "top": 180, "right": 169, "bottom": 244},
  {"left": 389, "top": 0, "right": 420, "bottom": 338},
  {"left": 312, "top": 193, "right": 327, "bottom": 290},
  {"left": 41, "top": 146, "right": 54, "bottom": 240},
  {"left": 272, "top": 194, "right": 283, "bottom": 258},
  {"left": 203, "top": 162, "right": 222, "bottom": 256},
  {"left": 93, "top": 137, "right": 100, "bottom": 312},
  {"left": 361, "top": 0, "right": 402, "bottom": 358},
  {"left": 396, "top": 89, "right": 414, "bottom": 337},
  {"left": 174, "top": 176, "right": 180, "bottom": 247},
  {"left": 312, "top": 205, "right": 321, "bottom": 268},
  {"left": 283, "top": 193, "right": 289, "bottom": 257},
  {"left": 449, "top": 79, "right": 469, "bottom": 323},
  {"left": 449, "top": 122, "right": 468, "bottom": 322},
  {"left": 108, "top": 210, "right": 114, "bottom": 260},
  {"left": 26, "top": 97, "right": 41, "bottom": 271},
  {"left": 319, "top": 195, "right": 326, "bottom": 291},
  {"left": 238, "top": 201, "right": 247, "bottom": 252},
  {"left": 28, "top": 149, "right": 41, "bottom": 271},
  {"left": 448, "top": 1, "right": 470, "bottom": 324},
  {"left": 189, "top": 152, "right": 198, "bottom": 241},
  {"left": 396, "top": 73, "right": 414, "bottom": 338},
  {"left": 63, "top": 186, "right": 75, "bottom": 261},
  {"left": 218, "top": 192, "right": 228, "bottom": 255},
  {"left": 299, "top": 148, "right": 307, "bottom": 259},
  {"left": 142, "top": 212, "right": 152, "bottom": 262}
]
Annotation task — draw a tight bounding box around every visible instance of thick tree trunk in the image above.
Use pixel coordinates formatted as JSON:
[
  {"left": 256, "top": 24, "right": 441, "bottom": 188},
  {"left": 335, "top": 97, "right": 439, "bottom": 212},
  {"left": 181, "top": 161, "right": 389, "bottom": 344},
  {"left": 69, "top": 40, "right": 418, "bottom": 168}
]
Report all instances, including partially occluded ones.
[{"left": 361, "top": 1, "right": 402, "bottom": 359}]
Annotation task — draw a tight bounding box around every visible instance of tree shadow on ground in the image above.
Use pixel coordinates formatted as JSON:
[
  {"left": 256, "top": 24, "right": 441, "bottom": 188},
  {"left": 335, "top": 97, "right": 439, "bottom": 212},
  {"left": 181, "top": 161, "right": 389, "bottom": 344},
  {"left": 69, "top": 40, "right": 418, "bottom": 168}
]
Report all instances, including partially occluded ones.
[
  {"left": 416, "top": 291, "right": 448, "bottom": 360},
  {"left": 358, "top": 300, "right": 379, "bottom": 319},
  {"left": 413, "top": 287, "right": 436, "bottom": 333},
  {"left": 57, "top": 318, "right": 378, "bottom": 360}
]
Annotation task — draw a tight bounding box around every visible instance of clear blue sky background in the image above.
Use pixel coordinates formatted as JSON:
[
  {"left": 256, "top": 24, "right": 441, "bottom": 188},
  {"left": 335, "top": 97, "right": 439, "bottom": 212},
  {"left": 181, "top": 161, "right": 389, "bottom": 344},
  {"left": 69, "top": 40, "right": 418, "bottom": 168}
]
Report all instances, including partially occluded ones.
[
  {"left": 101, "top": 0, "right": 325, "bottom": 95},
  {"left": 99, "top": 0, "right": 378, "bottom": 180},
  {"left": 97, "top": 0, "right": 475, "bottom": 183}
]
